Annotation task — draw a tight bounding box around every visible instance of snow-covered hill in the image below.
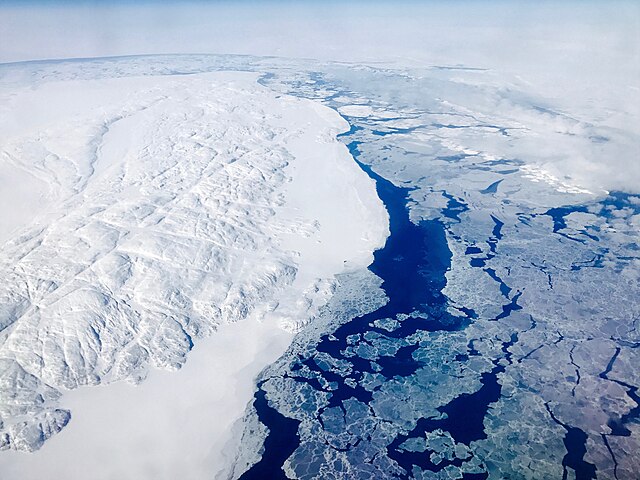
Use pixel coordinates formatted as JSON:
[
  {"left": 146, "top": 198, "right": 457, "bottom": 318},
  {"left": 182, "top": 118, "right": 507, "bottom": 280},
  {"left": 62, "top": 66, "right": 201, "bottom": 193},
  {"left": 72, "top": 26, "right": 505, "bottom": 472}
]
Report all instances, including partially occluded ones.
[{"left": 0, "top": 68, "right": 387, "bottom": 456}]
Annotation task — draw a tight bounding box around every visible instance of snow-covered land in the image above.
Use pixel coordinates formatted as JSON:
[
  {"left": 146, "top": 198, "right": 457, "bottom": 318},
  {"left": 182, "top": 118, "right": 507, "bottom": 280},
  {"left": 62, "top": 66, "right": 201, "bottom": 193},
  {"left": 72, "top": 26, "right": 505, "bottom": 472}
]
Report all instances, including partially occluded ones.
[{"left": 0, "top": 66, "right": 387, "bottom": 476}]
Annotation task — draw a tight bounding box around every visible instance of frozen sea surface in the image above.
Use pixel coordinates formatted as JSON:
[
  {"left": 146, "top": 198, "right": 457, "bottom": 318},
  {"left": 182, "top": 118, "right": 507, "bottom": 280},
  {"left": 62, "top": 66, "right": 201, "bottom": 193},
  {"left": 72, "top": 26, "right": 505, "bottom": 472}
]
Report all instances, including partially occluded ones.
[
  {"left": 234, "top": 59, "right": 639, "bottom": 479},
  {"left": 0, "top": 55, "right": 638, "bottom": 479}
]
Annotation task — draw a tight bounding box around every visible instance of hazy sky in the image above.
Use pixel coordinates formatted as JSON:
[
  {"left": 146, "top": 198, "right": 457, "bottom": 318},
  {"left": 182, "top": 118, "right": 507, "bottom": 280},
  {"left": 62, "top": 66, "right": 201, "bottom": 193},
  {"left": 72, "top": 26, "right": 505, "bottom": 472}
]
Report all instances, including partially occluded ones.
[
  {"left": 0, "top": 1, "right": 639, "bottom": 190},
  {"left": 0, "top": 1, "right": 637, "bottom": 64},
  {"left": 1, "top": 2, "right": 638, "bottom": 100}
]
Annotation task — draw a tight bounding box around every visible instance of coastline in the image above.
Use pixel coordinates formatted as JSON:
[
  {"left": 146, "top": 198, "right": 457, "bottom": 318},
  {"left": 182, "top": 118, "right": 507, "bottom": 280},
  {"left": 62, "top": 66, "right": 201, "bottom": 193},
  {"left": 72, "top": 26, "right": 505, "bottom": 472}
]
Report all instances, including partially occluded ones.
[{"left": 0, "top": 66, "right": 388, "bottom": 478}]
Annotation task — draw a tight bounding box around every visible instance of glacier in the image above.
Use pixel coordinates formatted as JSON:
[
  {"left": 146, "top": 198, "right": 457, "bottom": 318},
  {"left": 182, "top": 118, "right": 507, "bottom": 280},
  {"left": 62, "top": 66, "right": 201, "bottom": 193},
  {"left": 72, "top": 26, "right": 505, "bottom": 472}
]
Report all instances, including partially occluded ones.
[{"left": 0, "top": 62, "right": 387, "bottom": 477}]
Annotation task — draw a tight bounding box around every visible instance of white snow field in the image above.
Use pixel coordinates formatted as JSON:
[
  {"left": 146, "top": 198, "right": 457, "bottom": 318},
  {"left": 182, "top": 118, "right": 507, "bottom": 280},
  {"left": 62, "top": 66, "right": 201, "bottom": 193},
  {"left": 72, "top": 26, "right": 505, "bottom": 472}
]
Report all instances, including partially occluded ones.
[{"left": 0, "top": 68, "right": 387, "bottom": 478}]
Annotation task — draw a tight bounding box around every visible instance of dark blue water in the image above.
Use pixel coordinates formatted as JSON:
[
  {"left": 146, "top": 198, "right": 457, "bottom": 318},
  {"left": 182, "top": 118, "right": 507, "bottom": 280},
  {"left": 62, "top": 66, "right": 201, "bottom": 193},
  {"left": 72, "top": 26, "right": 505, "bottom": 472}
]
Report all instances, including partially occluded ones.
[
  {"left": 544, "top": 191, "right": 639, "bottom": 240},
  {"left": 242, "top": 129, "right": 494, "bottom": 478},
  {"left": 599, "top": 345, "right": 640, "bottom": 480},
  {"left": 480, "top": 179, "right": 503, "bottom": 194},
  {"left": 239, "top": 382, "right": 301, "bottom": 480},
  {"left": 239, "top": 73, "right": 636, "bottom": 478},
  {"left": 545, "top": 403, "right": 598, "bottom": 480},
  {"left": 545, "top": 205, "right": 589, "bottom": 243}
]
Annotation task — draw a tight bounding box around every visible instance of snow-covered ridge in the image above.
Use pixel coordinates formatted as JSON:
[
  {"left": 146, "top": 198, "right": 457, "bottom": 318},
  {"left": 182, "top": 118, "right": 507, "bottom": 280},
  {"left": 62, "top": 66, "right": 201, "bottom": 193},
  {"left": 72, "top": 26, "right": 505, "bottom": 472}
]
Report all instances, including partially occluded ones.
[{"left": 0, "top": 69, "right": 388, "bottom": 454}]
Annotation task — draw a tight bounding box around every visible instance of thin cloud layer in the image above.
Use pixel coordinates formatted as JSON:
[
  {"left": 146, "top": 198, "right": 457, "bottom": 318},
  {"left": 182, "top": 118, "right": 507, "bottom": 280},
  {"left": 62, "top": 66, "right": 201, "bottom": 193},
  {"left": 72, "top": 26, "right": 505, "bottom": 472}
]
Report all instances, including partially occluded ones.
[{"left": 1, "top": 1, "right": 638, "bottom": 192}]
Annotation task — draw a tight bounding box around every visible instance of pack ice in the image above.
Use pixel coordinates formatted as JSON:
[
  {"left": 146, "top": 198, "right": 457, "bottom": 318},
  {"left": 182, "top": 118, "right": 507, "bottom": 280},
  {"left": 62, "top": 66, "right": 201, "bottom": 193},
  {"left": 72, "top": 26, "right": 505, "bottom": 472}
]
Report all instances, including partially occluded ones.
[{"left": 0, "top": 69, "right": 387, "bottom": 452}]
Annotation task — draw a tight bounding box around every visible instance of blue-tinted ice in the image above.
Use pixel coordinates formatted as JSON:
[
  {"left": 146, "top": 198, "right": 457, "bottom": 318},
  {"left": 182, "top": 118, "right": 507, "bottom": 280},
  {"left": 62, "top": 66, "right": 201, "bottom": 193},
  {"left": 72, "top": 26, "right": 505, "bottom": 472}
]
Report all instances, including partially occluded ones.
[{"left": 236, "top": 65, "right": 640, "bottom": 479}]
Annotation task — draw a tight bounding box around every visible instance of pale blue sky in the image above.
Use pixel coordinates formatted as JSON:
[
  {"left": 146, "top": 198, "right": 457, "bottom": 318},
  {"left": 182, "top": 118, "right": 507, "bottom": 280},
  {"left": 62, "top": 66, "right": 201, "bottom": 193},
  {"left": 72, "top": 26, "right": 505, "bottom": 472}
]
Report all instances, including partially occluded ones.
[
  {"left": 0, "top": 1, "right": 638, "bottom": 120},
  {"left": 1, "top": 1, "right": 638, "bottom": 64}
]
